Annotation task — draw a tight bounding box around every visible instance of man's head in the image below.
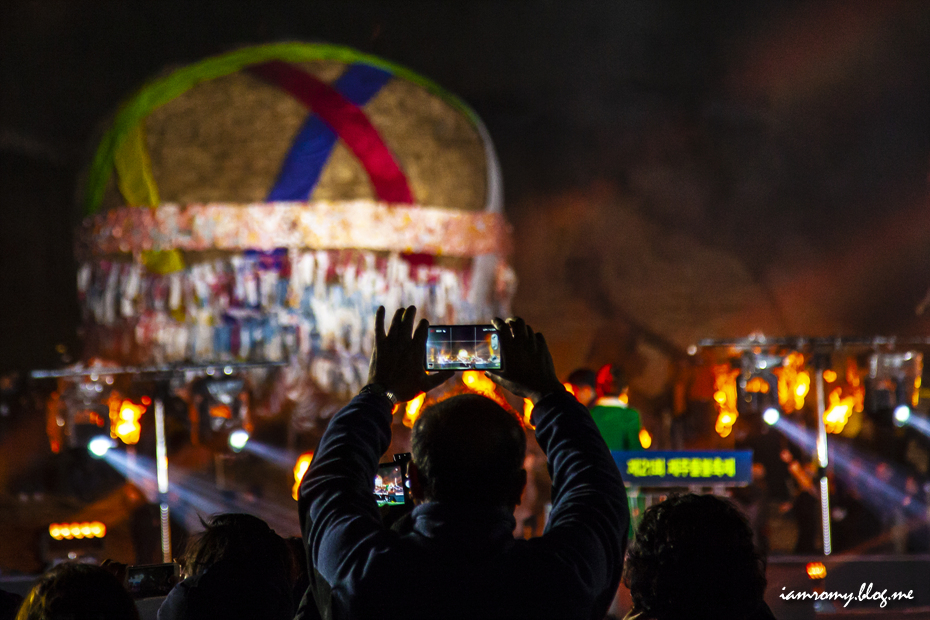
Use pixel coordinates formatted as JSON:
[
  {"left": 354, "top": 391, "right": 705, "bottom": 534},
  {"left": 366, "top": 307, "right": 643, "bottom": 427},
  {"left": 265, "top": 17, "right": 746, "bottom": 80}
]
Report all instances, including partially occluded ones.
[
  {"left": 411, "top": 393, "right": 526, "bottom": 509},
  {"left": 566, "top": 368, "right": 598, "bottom": 408},
  {"left": 623, "top": 493, "right": 766, "bottom": 620}
]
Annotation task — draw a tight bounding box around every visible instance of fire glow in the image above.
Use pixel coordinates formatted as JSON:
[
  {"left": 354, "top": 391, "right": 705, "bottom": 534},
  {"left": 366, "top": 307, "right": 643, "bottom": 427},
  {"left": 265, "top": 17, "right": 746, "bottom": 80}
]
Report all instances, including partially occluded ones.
[
  {"left": 713, "top": 364, "right": 739, "bottom": 438},
  {"left": 776, "top": 352, "right": 810, "bottom": 413}
]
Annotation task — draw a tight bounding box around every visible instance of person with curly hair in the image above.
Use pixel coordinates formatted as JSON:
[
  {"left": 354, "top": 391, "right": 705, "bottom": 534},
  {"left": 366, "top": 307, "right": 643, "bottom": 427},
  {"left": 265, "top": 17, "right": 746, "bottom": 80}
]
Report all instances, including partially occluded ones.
[
  {"left": 16, "top": 562, "right": 139, "bottom": 620},
  {"left": 623, "top": 493, "right": 775, "bottom": 620}
]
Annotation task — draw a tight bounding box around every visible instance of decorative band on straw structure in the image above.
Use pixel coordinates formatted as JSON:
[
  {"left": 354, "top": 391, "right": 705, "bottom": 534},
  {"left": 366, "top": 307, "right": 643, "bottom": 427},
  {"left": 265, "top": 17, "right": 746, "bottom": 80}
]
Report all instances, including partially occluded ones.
[{"left": 78, "top": 201, "right": 510, "bottom": 258}]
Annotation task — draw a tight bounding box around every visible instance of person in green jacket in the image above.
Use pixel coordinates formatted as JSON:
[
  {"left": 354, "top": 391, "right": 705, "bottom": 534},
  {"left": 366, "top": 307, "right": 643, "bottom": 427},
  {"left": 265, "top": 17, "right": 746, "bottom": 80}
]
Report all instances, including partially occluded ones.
[{"left": 586, "top": 364, "right": 643, "bottom": 451}]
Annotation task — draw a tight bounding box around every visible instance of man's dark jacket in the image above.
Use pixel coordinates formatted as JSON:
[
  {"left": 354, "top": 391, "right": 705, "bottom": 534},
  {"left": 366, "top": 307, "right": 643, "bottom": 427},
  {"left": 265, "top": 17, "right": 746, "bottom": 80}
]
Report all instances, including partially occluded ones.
[{"left": 298, "top": 390, "right": 629, "bottom": 620}]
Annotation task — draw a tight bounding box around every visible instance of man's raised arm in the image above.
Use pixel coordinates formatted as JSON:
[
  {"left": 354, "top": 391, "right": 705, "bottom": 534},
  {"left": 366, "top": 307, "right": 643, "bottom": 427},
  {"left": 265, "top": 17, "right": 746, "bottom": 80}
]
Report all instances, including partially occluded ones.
[
  {"left": 298, "top": 307, "right": 452, "bottom": 587},
  {"left": 487, "top": 318, "right": 629, "bottom": 617}
]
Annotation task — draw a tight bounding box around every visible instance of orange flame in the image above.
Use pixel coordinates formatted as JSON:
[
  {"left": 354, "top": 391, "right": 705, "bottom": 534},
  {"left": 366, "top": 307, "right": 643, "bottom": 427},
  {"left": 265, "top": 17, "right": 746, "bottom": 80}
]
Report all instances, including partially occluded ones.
[
  {"left": 712, "top": 364, "right": 740, "bottom": 437},
  {"left": 462, "top": 371, "right": 497, "bottom": 398},
  {"left": 745, "top": 376, "right": 770, "bottom": 393},
  {"left": 403, "top": 393, "right": 426, "bottom": 429},
  {"left": 639, "top": 428, "right": 652, "bottom": 449},
  {"left": 824, "top": 387, "right": 856, "bottom": 434},
  {"left": 776, "top": 352, "right": 809, "bottom": 413},
  {"left": 846, "top": 358, "right": 864, "bottom": 413},
  {"left": 292, "top": 452, "right": 314, "bottom": 500},
  {"left": 523, "top": 399, "right": 535, "bottom": 430},
  {"left": 112, "top": 399, "right": 145, "bottom": 445}
]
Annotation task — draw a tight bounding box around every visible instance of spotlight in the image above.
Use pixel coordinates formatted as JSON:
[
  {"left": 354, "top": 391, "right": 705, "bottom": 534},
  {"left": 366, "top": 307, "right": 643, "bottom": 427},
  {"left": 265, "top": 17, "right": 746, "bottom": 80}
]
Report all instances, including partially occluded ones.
[
  {"left": 228, "top": 429, "right": 250, "bottom": 452},
  {"left": 763, "top": 407, "right": 780, "bottom": 426},
  {"left": 893, "top": 405, "right": 911, "bottom": 427},
  {"left": 87, "top": 435, "right": 115, "bottom": 459}
]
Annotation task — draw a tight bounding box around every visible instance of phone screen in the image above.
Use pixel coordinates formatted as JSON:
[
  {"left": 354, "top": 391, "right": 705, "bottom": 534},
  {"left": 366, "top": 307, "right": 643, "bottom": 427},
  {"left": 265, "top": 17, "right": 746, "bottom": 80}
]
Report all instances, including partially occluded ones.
[
  {"left": 425, "top": 325, "right": 501, "bottom": 371},
  {"left": 374, "top": 462, "right": 407, "bottom": 507},
  {"left": 126, "top": 562, "right": 180, "bottom": 598}
]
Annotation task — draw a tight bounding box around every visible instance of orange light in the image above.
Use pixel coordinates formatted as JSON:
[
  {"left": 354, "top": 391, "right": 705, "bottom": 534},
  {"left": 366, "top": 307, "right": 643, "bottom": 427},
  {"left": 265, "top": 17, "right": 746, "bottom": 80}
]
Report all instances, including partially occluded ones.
[
  {"left": 846, "top": 358, "right": 864, "bottom": 413},
  {"left": 141, "top": 396, "right": 151, "bottom": 405},
  {"left": 113, "top": 400, "right": 145, "bottom": 445},
  {"left": 403, "top": 393, "right": 426, "bottom": 429},
  {"left": 822, "top": 369, "right": 837, "bottom": 383},
  {"left": 824, "top": 387, "right": 856, "bottom": 434},
  {"left": 462, "top": 371, "right": 498, "bottom": 398},
  {"left": 523, "top": 399, "right": 535, "bottom": 429},
  {"left": 48, "top": 521, "right": 107, "bottom": 540},
  {"left": 745, "top": 377, "right": 770, "bottom": 393},
  {"left": 806, "top": 562, "right": 827, "bottom": 579},
  {"left": 209, "top": 404, "right": 232, "bottom": 419},
  {"left": 563, "top": 382, "right": 575, "bottom": 397},
  {"left": 292, "top": 452, "right": 314, "bottom": 500},
  {"left": 639, "top": 428, "right": 652, "bottom": 449},
  {"left": 776, "top": 352, "right": 809, "bottom": 413},
  {"left": 712, "top": 364, "right": 740, "bottom": 437}
]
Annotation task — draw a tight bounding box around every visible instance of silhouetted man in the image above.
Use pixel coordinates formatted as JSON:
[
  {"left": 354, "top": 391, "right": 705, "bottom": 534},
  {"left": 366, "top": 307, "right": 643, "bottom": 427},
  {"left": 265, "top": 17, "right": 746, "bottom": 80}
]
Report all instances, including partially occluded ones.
[{"left": 299, "top": 307, "right": 629, "bottom": 619}]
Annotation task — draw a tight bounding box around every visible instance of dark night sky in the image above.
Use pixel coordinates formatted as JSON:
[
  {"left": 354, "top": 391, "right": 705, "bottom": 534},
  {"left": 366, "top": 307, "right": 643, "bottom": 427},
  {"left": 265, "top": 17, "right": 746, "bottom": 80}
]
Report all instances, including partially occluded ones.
[{"left": 2, "top": 0, "right": 930, "bottom": 375}]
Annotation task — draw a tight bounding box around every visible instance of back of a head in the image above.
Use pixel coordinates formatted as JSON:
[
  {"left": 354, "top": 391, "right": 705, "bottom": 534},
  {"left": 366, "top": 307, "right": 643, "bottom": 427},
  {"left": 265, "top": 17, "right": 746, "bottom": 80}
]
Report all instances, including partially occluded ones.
[
  {"left": 412, "top": 393, "right": 525, "bottom": 508},
  {"left": 17, "top": 562, "right": 139, "bottom": 620},
  {"left": 159, "top": 513, "right": 293, "bottom": 620},
  {"left": 566, "top": 369, "right": 596, "bottom": 390},
  {"left": 623, "top": 494, "right": 766, "bottom": 620},
  {"left": 180, "top": 513, "right": 288, "bottom": 578}
]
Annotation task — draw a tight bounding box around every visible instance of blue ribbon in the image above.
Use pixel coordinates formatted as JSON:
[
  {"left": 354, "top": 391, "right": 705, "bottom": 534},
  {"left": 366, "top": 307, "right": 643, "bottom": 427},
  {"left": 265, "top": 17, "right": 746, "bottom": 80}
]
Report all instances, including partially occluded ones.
[{"left": 266, "top": 63, "right": 392, "bottom": 201}]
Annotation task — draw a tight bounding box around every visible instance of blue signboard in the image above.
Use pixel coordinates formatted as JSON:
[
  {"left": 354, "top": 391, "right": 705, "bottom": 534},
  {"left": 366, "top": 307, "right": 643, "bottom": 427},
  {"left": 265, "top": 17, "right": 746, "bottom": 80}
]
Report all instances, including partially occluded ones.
[{"left": 611, "top": 450, "right": 753, "bottom": 487}]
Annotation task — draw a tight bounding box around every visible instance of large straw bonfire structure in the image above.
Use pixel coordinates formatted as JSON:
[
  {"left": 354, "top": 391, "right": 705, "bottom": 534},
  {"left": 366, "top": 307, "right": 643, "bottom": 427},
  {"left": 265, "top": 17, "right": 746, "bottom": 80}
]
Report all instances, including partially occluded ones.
[{"left": 76, "top": 43, "right": 515, "bottom": 409}]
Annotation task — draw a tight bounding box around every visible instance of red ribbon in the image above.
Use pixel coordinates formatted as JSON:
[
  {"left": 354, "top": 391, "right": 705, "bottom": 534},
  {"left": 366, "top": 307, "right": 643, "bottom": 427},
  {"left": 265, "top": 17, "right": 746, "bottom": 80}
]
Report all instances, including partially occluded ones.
[{"left": 250, "top": 61, "right": 414, "bottom": 204}]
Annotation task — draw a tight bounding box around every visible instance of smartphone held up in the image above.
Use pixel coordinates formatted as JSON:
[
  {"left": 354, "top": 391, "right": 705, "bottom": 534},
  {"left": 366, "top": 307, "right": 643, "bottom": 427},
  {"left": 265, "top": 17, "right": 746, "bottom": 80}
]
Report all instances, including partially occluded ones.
[{"left": 425, "top": 325, "right": 502, "bottom": 371}]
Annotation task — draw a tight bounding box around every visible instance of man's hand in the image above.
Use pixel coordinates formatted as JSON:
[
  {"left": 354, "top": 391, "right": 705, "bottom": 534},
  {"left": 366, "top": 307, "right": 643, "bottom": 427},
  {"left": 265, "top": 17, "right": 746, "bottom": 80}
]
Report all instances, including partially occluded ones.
[
  {"left": 367, "top": 306, "right": 454, "bottom": 403},
  {"left": 486, "top": 317, "right": 565, "bottom": 404}
]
